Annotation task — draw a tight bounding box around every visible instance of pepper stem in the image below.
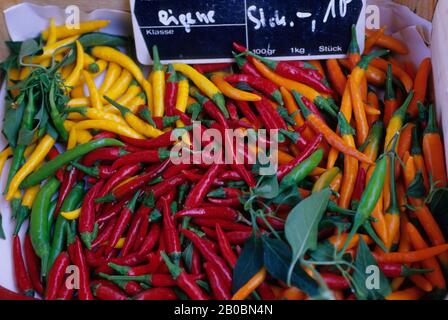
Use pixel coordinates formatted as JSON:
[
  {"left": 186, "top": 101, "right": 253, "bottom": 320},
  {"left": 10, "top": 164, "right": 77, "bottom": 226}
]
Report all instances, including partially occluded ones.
[
  {"left": 357, "top": 49, "right": 389, "bottom": 70},
  {"left": 104, "top": 96, "right": 130, "bottom": 116},
  {"left": 292, "top": 91, "right": 312, "bottom": 118},
  {"left": 338, "top": 112, "right": 355, "bottom": 136},
  {"left": 160, "top": 251, "right": 182, "bottom": 279},
  {"left": 152, "top": 45, "right": 163, "bottom": 71},
  {"left": 385, "top": 64, "right": 396, "bottom": 100},
  {"left": 393, "top": 90, "right": 414, "bottom": 121},
  {"left": 425, "top": 104, "right": 438, "bottom": 134}
]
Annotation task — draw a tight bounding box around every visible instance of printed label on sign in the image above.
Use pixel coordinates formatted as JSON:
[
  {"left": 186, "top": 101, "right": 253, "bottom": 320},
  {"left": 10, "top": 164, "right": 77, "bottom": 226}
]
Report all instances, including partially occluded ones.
[{"left": 130, "top": 0, "right": 366, "bottom": 65}]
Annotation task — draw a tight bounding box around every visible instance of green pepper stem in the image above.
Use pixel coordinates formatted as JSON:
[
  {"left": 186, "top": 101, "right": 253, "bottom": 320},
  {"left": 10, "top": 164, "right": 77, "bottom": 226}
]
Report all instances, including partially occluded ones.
[
  {"left": 338, "top": 112, "right": 355, "bottom": 136},
  {"left": 385, "top": 64, "right": 396, "bottom": 100},
  {"left": 348, "top": 25, "right": 360, "bottom": 55},
  {"left": 292, "top": 91, "right": 312, "bottom": 118},
  {"left": 392, "top": 90, "right": 414, "bottom": 121},
  {"left": 425, "top": 104, "right": 438, "bottom": 134},
  {"left": 160, "top": 251, "right": 182, "bottom": 279},
  {"left": 152, "top": 45, "right": 163, "bottom": 71},
  {"left": 357, "top": 49, "right": 389, "bottom": 70},
  {"left": 104, "top": 96, "right": 130, "bottom": 116}
]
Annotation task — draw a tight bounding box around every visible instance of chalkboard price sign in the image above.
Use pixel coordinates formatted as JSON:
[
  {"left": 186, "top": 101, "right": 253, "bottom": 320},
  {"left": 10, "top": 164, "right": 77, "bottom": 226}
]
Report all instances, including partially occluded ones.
[{"left": 130, "top": 0, "right": 366, "bottom": 65}]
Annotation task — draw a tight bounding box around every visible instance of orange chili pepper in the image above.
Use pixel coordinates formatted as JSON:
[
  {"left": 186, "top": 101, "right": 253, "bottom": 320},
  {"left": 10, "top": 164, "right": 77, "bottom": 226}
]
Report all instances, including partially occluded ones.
[
  {"left": 370, "top": 58, "right": 413, "bottom": 93},
  {"left": 406, "top": 222, "right": 446, "bottom": 289},
  {"left": 408, "top": 58, "right": 431, "bottom": 117},
  {"left": 364, "top": 27, "right": 385, "bottom": 53},
  {"left": 366, "top": 29, "right": 409, "bottom": 55},
  {"left": 210, "top": 74, "right": 261, "bottom": 102},
  {"left": 325, "top": 59, "right": 346, "bottom": 97},
  {"left": 385, "top": 287, "right": 424, "bottom": 300},
  {"left": 339, "top": 59, "right": 386, "bottom": 86}
]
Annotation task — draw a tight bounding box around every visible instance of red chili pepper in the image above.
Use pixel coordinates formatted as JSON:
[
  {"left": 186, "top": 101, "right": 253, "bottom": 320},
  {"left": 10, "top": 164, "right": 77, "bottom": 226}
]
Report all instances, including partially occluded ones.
[
  {"left": 91, "top": 281, "right": 128, "bottom": 300},
  {"left": 121, "top": 196, "right": 152, "bottom": 256},
  {"left": 96, "top": 196, "right": 131, "bottom": 224},
  {"left": 96, "top": 163, "right": 141, "bottom": 205},
  {"left": 161, "top": 195, "right": 181, "bottom": 263},
  {"left": 194, "top": 91, "right": 228, "bottom": 126},
  {"left": 112, "top": 280, "right": 143, "bottom": 296},
  {"left": 56, "top": 277, "right": 74, "bottom": 300},
  {"left": 138, "top": 223, "right": 162, "bottom": 256},
  {"left": 378, "top": 263, "right": 431, "bottom": 278},
  {"left": 24, "top": 234, "right": 44, "bottom": 295},
  {"left": 193, "top": 63, "right": 233, "bottom": 74},
  {"left": 161, "top": 251, "right": 209, "bottom": 300},
  {"left": 164, "top": 65, "right": 179, "bottom": 116},
  {"left": 226, "top": 74, "right": 283, "bottom": 105},
  {"left": 182, "top": 170, "right": 225, "bottom": 187},
  {"left": 149, "top": 116, "right": 180, "bottom": 130},
  {"left": 222, "top": 101, "right": 237, "bottom": 122},
  {"left": 68, "top": 236, "right": 94, "bottom": 300},
  {"left": 277, "top": 133, "right": 323, "bottom": 180},
  {"left": 233, "top": 51, "right": 263, "bottom": 77},
  {"left": 145, "top": 174, "right": 186, "bottom": 199},
  {"left": 82, "top": 147, "right": 128, "bottom": 166},
  {"left": 257, "top": 283, "right": 276, "bottom": 300},
  {"left": 232, "top": 101, "right": 260, "bottom": 129},
  {"left": 92, "top": 131, "right": 117, "bottom": 140},
  {"left": 204, "top": 261, "right": 231, "bottom": 300},
  {"left": 219, "top": 171, "right": 243, "bottom": 181},
  {"left": 185, "top": 164, "right": 224, "bottom": 209},
  {"left": 208, "top": 197, "right": 241, "bottom": 207},
  {"left": 96, "top": 253, "right": 147, "bottom": 275},
  {"left": 12, "top": 235, "right": 34, "bottom": 297},
  {"left": 79, "top": 179, "right": 105, "bottom": 248},
  {"left": 45, "top": 252, "right": 70, "bottom": 300},
  {"left": 0, "top": 285, "right": 37, "bottom": 300},
  {"left": 201, "top": 227, "right": 251, "bottom": 245},
  {"left": 109, "top": 257, "right": 160, "bottom": 277},
  {"left": 133, "top": 287, "right": 177, "bottom": 300},
  {"left": 321, "top": 273, "right": 350, "bottom": 290},
  {"left": 162, "top": 163, "right": 192, "bottom": 179},
  {"left": 99, "top": 160, "right": 171, "bottom": 202},
  {"left": 119, "top": 131, "right": 175, "bottom": 149},
  {"left": 46, "top": 147, "right": 64, "bottom": 181},
  {"left": 190, "top": 246, "right": 202, "bottom": 275},
  {"left": 85, "top": 247, "right": 107, "bottom": 268},
  {"left": 174, "top": 207, "right": 239, "bottom": 221},
  {"left": 351, "top": 167, "right": 367, "bottom": 209},
  {"left": 105, "top": 191, "right": 140, "bottom": 254},
  {"left": 181, "top": 229, "right": 232, "bottom": 288},
  {"left": 192, "top": 218, "right": 251, "bottom": 232},
  {"left": 131, "top": 206, "right": 154, "bottom": 253},
  {"left": 256, "top": 216, "right": 285, "bottom": 230},
  {"left": 215, "top": 224, "right": 237, "bottom": 268},
  {"left": 111, "top": 149, "right": 170, "bottom": 170}
]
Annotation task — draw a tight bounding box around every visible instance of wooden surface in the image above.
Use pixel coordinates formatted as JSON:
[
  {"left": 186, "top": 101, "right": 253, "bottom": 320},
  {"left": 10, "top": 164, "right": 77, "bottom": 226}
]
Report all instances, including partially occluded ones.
[{"left": 0, "top": 0, "right": 439, "bottom": 61}]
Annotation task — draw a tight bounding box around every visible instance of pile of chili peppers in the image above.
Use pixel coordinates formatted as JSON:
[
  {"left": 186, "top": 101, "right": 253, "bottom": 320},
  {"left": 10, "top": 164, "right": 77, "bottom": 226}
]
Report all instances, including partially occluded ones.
[{"left": 1, "top": 19, "right": 448, "bottom": 301}]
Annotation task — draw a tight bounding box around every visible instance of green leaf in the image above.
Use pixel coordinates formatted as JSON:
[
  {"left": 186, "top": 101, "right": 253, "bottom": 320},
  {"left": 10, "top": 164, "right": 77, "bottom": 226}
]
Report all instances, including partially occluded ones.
[
  {"left": 182, "top": 242, "right": 194, "bottom": 273},
  {"left": 0, "top": 213, "right": 5, "bottom": 240},
  {"left": 17, "top": 127, "right": 36, "bottom": 146},
  {"left": 351, "top": 238, "right": 391, "bottom": 300},
  {"left": 2, "top": 99, "right": 25, "bottom": 147},
  {"left": 262, "top": 237, "right": 319, "bottom": 297},
  {"left": 318, "top": 215, "right": 351, "bottom": 232},
  {"left": 253, "top": 175, "right": 280, "bottom": 200},
  {"left": 232, "top": 235, "right": 264, "bottom": 293},
  {"left": 271, "top": 186, "right": 302, "bottom": 206},
  {"left": 406, "top": 171, "right": 426, "bottom": 198},
  {"left": 285, "top": 188, "right": 331, "bottom": 283},
  {"left": 19, "top": 39, "right": 42, "bottom": 63},
  {"left": 79, "top": 32, "right": 128, "bottom": 49},
  {"left": 235, "top": 82, "right": 254, "bottom": 92},
  {"left": 428, "top": 188, "right": 448, "bottom": 239}
]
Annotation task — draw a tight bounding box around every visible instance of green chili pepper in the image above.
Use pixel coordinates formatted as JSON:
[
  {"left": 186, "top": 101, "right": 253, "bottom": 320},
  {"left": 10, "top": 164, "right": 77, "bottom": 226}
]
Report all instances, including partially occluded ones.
[
  {"left": 4, "top": 88, "right": 36, "bottom": 193},
  {"left": 312, "top": 167, "right": 340, "bottom": 193},
  {"left": 340, "top": 155, "right": 388, "bottom": 254},
  {"left": 21, "top": 138, "right": 124, "bottom": 188},
  {"left": 30, "top": 177, "right": 60, "bottom": 276},
  {"left": 280, "top": 149, "right": 324, "bottom": 190},
  {"left": 48, "top": 182, "right": 84, "bottom": 272},
  {"left": 49, "top": 82, "right": 68, "bottom": 142}
]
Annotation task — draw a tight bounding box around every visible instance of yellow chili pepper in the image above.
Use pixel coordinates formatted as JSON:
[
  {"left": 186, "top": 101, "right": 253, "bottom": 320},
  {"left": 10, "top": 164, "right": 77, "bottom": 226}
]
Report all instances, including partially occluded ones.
[
  {"left": 173, "top": 63, "right": 228, "bottom": 117},
  {"left": 5, "top": 134, "right": 56, "bottom": 201},
  {"left": 22, "top": 185, "right": 40, "bottom": 208},
  {"left": 70, "top": 85, "right": 85, "bottom": 99},
  {"left": 384, "top": 92, "right": 414, "bottom": 151},
  {"left": 65, "top": 41, "right": 85, "bottom": 87},
  {"left": 60, "top": 63, "right": 75, "bottom": 81},
  {"left": 127, "top": 92, "right": 147, "bottom": 113},
  {"left": 102, "top": 69, "right": 133, "bottom": 102},
  {"left": 99, "top": 62, "right": 122, "bottom": 94},
  {"left": 73, "top": 120, "right": 144, "bottom": 139},
  {"left": 42, "top": 20, "right": 111, "bottom": 40},
  {"left": 67, "top": 129, "right": 78, "bottom": 150},
  {"left": 68, "top": 97, "right": 90, "bottom": 107},
  {"left": 0, "top": 147, "right": 12, "bottom": 176},
  {"left": 312, "top": 167, "right": 341, "bottom": 193},
  {"left": 231, "top": 268, "right": 267, "bottom": 300},
  {"left": 211, "top": 74, "right": 261, "bottom": 102},
  {"left": 64, "top": 120, "right": 77, "bottom": 131},
  {"left": 114, "top": 237, "right": 126, "bottom": 249},
  {"left": 40, "top": 18, "right": 57, "bottom": 67},
  {"left": 32, "top": 35, "right": 79, "bottom": 63},
  {"left": 104, "top": 97, "right": 163, "bottom": 138},
  {"left": 61, "top": 208, "right": 81, "bottom": 220},
  {"left": 67, "top": 106, "right": 127, "bottom": 125},
  {"left": 103, "top": 81, "right": 142, "bottom": 113},
  {"left": 151, "top": 46, "right": 165, "bottom": 117},
  {"left": 83, "top": 53, "right": 96, "bottom": 69},
  {"left": 83, "top": 70, "right": 104, "bottom": 110},
  {"left": 174, "top": 75, "right": 191, "bottom": 144},
  {"left": 76, "top": 129, "right": 93, "bottom": 144},
  {"left": 91, "top": 46, "right": 153, "bottom": 109}
]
